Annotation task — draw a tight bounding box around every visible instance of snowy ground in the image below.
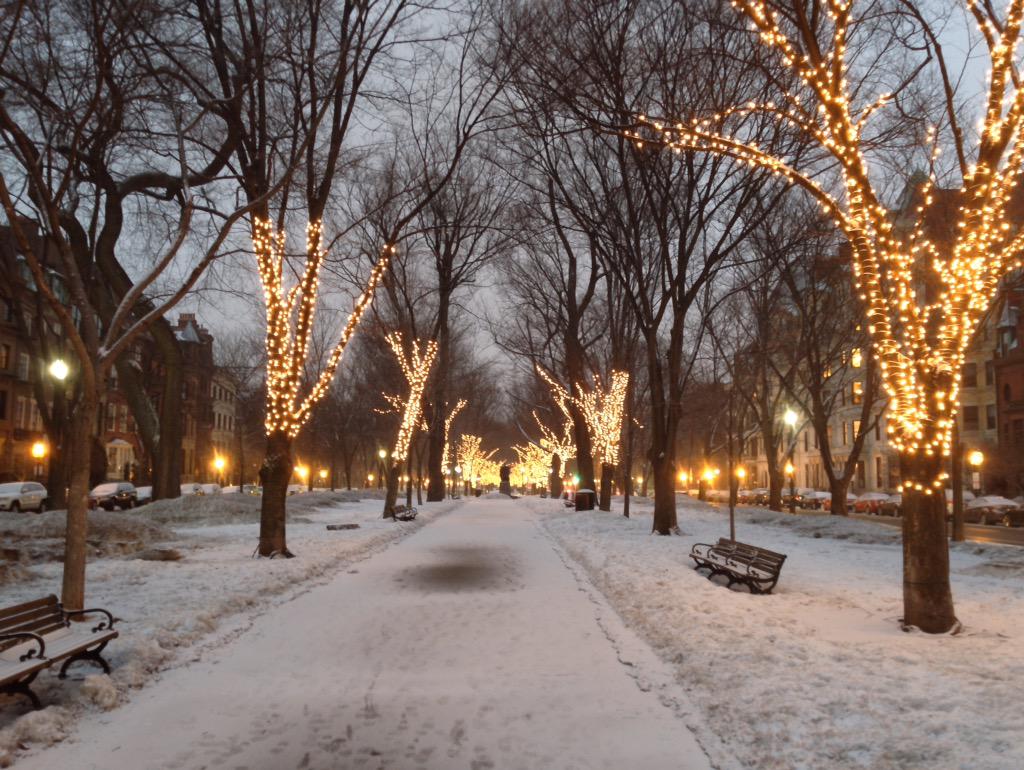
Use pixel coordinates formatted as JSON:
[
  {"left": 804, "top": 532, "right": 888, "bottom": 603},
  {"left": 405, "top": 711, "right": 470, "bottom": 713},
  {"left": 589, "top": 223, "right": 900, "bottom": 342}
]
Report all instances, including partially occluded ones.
[
  {"left": 9, "top": 498, "right": 712, "bottom": 770},
  {"left": 534, "top": 494, "right": 1024, "bottom": 770},
  {"left": 0, "top": 490, "right": 454, "bottom": 766}
]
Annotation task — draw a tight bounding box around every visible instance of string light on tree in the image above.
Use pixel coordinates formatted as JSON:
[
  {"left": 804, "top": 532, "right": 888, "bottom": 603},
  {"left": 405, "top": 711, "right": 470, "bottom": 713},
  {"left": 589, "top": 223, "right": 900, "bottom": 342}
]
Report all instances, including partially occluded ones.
[
  {"left": 252, "top": 217, "right": 391, "bottom": 439},
  {"left": 575, "top": 371, "right": 630, "bottom": 467},
  {"left": 386, "top": 331, "right": 439, "bottom": 463},
  {"left": 622, "top": 0, "right": 1024, "bottom": 632}
]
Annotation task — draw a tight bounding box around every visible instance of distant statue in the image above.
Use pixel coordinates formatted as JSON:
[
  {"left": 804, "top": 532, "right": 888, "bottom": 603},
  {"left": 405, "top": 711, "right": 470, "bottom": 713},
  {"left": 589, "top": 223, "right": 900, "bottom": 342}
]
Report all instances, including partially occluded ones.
[
  {"left": 549, "top": 453, "right": 563, "bottom": 498},
  {"left": 499, "top": 464, "right": 511, "bottom": 496}
]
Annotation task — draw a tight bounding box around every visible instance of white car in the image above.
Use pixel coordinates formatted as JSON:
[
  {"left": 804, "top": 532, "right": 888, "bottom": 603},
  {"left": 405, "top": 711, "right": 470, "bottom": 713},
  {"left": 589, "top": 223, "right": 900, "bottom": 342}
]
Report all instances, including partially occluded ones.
[
  {"left": 286, "top": 484, "right": 306, "bottom": 495},
  {"left": 200, "top": 483, "right": 221, "bottom": 495},
  {"left": 136, "top": 486, "right": 153, "bottom": 505},
  {"left": 0, "top": 481, "right": 48, "bottom": 513},
  {"left": 180, "top": 483, "right": 204, "bottom": 496}
]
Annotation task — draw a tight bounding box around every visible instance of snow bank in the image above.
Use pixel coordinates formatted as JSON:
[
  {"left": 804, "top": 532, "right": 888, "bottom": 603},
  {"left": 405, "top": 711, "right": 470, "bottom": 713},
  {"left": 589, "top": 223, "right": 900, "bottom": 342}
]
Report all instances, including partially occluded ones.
[
  {"left": 534, "top": 496, "right": 1024, "bottom": 770},
  {"left": 0, "top": 495, "right": 458, "bottom": 764},
  {"left": 0, "top": 511, "right": 175, "bottom": 576}
]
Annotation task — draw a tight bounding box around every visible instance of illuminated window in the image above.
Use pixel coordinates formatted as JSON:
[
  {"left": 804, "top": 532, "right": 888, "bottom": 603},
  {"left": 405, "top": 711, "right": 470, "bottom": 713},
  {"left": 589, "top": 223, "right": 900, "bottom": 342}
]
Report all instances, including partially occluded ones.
[
  {"left": 851, "top": 348, "right": 862, "bottom": 368},
  {"left": 852, "top": 381, "right": 863, "bottom": 405}
]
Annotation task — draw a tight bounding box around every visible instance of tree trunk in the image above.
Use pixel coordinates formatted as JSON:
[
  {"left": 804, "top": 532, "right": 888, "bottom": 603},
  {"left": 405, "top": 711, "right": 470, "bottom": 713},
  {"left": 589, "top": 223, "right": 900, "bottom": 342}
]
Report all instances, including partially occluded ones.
[
  {"left": 383, "top": 463, "right": 400, "bottom": 518},
  {"left": 599, "top": 463, "right": 613, "bottom": 511},
  {"left": 650, "top": 455, "right": 677, "bottom": 534},
  {"left": 829, "top": 476, "right": 850, "bottom": 516},
  {"left": 257, "top": 430, "right": 293, "bottom": 557},
  {"left": 900, "top": 453, "right": 957, "bottom": 633},
  {"left": 61, "top": 396, "right": 98, "bottom": 611},
  {"left": 768, "top": 466, "right": 784, "bottom": 512}
]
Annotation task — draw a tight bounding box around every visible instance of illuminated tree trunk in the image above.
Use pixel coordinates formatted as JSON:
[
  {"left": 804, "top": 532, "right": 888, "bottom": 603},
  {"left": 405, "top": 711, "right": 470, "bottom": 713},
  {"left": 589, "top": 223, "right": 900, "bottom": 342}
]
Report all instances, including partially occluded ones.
[
  {"left": 426, "top": 301, "right": 451, "bottom": 502},
  {"left": 549, "top": 453, "right": 562, "bottom": 498},
  {"left": 599, "top": 463, "right": 613, "bottom": 511},
  {"left": 900, "top": 453, "right": 957, "bottom": 633},
  {"left": 60, "top": 396, "right": 98, "bottom": 612},
  {"left": 258, "top": 430, "right": 293, "bottom": 557}
]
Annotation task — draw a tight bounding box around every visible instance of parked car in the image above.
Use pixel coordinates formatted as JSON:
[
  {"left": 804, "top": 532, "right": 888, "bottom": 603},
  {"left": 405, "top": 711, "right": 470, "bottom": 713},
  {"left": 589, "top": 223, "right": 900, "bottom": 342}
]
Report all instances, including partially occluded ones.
[
  {"left": 135, "top": 486, "right": 153, "bottom": 505},
  {"left": 878, "top": 494, "right": 902, "bottom": 517},
  {"left": 803, "top": 490, "right": 832, "bottom": 510},
  {"left": 736, "top": 488, "right": 755, "bottom": 505},
  {"left": 200, "top": 483, "right": 221, "bottom": 496},
  {"left": 0, "top": 481, "right": 48, "bottom": 513},
  {"left": 180, "top": 483, "right": 203, "bottom": 496},
  {"left": 822, "top": 492, "right": 857, "bottom": 512},
  {"left": 853, "top": 492, "right": 891, "bottom": 514},
  {"left": 750, "top": 488, "right": 770, "bottom": 505},
  {"left": 998, "top": 507, "right": 1024, "bottom": 527},
  {"left": 89, "top": 482, "right": 137, "bottom": 511},
  {"left": 286, "top": 484, "right": 306, "bottom": 495},
  {"left": 965, "top": 495, "right": 1020, "bottom": 525},
  {"left": 944, "top": 488, "right": 976, "bottom": 514}
]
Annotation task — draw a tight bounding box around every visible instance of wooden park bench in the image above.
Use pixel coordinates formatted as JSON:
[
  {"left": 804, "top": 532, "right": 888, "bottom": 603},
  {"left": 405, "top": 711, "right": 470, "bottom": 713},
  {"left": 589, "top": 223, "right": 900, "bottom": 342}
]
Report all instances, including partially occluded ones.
[
  {"left": 690, "top": 538, "right": 787, "bottom": 594},
  {"left": 0, "top": 595, "right": 119, "bottom": 709},
  {"left": 392, "top": 504, "right": 418, "bottom": 522}
]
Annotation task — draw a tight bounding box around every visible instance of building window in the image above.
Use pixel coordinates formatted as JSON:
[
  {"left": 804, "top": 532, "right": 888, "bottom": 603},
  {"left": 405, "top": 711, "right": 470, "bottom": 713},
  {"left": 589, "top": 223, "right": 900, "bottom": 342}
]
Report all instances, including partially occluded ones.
[
  {"left": 17, "top": 353, "right": 29, "bottom": 381},
  {"left": 985, "top": 360, "right": 995, "bottom": 386},
  {"left": 852, "top": 381, "right": 863, "bottom": 405},
  {"left": 14, "top": 396, "right": 27, "bottom": 429},
  {"left": 0, "top": 298, "right": 12, "bottom": 322},
  {"left": 963, "top": 405, "right": 979, "bottom": 432},
  {"left": 0, "top": 389, "right": 6, "bottom": 420},
  {"left": 875, "top": 419, "right": 882, "bottom": 441},
  {"left": 0, "top": 344, "right": 9, "bottom": 370},
  {"left": 987, "top": 403, "right": 997, "bottom": 431},
  {"left": 1005, "top": 383, "right": 1013, "bottom": 402},
  {"left": 851, "top": 348, "right": 862, "bottom": 368},
  {"left": 803, "top": 432, "right": 808, "bottom": 452},
  {"left": 856, "top": 461, "right": 866, "bottom": 485},
  {"left": 963, "top": 362, "right": 978, "bottom": 388},
  {"left": 875, "top": 456, "right": 882, "bottom": 488},
  {"left": 853, "top": 419, "right": 861, "bottom": 438},
  {"left": 841, "top": 422, "right": 848, "bottom": 445}
]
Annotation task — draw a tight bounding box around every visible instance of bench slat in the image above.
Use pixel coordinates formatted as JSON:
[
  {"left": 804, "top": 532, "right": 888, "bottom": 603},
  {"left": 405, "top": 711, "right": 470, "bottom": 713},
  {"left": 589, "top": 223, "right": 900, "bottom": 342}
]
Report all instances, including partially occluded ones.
[
  {"left": 0, "top": 596, "right": 58, "bottom": 624},
  {"left": 0, "top": 604, "right": 64, "bottom": 633}
]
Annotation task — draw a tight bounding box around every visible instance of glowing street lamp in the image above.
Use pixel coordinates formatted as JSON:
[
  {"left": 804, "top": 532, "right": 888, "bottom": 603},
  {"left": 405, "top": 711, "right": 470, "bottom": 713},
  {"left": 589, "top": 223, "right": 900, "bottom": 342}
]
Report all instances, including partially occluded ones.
[
  {"left": 30, "top": 441, "right": 47, "bottom": 459},
  {"left": 49, "top": 359, "right": 69, "bottom": 381},
  {"left": 295, "top": 465, "right": 309, "bottom": 481},
  {"left": 783, "top": 408, "right": 797, "bottom": 428},
  {"left": 736, "top": 467, "right": 747, "bottom": 480},
  {"left": 967, "top": 450, "right": 985, "bottom": 494}
]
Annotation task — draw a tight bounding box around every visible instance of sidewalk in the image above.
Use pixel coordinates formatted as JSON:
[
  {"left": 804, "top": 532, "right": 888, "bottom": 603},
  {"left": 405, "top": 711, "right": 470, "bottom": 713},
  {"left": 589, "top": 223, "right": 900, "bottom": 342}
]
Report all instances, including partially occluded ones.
[{"left": 17, "top": 498, "right": 712, "bottom": 770}]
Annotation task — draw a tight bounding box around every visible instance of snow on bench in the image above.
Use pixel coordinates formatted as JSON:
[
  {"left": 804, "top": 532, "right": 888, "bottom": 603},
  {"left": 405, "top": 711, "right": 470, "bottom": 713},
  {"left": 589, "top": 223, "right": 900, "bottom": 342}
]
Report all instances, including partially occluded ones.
[{"left": 0, "top": 595, "right": 119, "bottom": 709}]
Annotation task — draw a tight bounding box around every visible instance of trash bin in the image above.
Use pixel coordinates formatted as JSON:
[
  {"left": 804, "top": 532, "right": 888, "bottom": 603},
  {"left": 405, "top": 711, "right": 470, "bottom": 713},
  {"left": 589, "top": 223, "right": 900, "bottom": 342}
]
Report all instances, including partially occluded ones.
[{"left": 575, "top": 488, "right": 595, "bottom": 511}]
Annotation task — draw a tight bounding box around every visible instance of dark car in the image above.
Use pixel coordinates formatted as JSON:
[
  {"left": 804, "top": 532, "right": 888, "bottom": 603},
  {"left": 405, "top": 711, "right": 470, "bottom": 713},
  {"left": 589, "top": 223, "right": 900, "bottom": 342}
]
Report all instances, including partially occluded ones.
[
  {"left": 89, "top": 482, "right": 138, "bottom": 511},
  {"left": 998, "top": 507, "right": 1024, "bottom": 527},
  {"left": 878, "top": 494, "right": 902, "bottom": 517}
]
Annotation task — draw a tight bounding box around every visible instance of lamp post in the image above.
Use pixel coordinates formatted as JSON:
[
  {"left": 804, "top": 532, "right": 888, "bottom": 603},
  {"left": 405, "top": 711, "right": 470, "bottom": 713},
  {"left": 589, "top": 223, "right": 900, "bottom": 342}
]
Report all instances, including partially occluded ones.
[
  {"left": 785, "top": 461, "right": 796, "bottom": 513},
  {"left": 318, "top": 468, "right": 328, "bottom": 489},
  {"left": 213, "top": 455, "right": 226, "bottom": 486},
  {"left": 783, "top": 409, "right": 798, "bottom": 512},
  {"left": 377, "top": 449, "right": 386, "bottom": 489},
  {"left": 967, "top": 450, "right": 985, "bottom": 496}
]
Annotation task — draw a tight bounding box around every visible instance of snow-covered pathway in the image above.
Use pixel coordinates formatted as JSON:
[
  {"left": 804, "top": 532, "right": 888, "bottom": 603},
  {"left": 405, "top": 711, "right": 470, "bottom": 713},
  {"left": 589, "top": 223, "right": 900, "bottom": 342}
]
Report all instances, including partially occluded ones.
[{"left": 18, "top": 497, "right": 711, "bottom": 770}]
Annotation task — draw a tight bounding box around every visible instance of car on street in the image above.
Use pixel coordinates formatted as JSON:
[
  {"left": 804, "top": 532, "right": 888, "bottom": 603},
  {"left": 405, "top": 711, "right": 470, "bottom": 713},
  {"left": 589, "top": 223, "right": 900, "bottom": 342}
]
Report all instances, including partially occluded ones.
[
  {"left": 878, "top": 494, "right": 902, "bottom": 517},
  {"left": 944, "top": 488, "right": 976, "bottom": 514},
  {"left": 803, "top": 490, "right": 832, "bottom": 510},
  {"left": 180, "top": 483, "right": 204, "bottom": 496},
  {"left": 822, "top": 492, "right": 858, "bottom": 512},
  {"left": 853, "top": 492, "right": 891, "bottom": 514},
  {"left": 89, "top": 481, "right": 138, "bottom": 511},
  {"left": 965, "top": 495, "right": 1020, "bottom": 525},
  {"left": 750, "top": 488, "right": 770, "bottom": 505},
  {"left": 223, "top": 484, "right": 262, "bottom": 495},
  {"left": 0, "top": 481, "right": 48, "bottom": 513},
  {"left": 135, "top": 486, "right": 153, "bottom": 505},
  {"left": 286, "top": 484, "right": 306, "bottom": 495},
  {"left": 997, "top": 507, "right": 1024, "bottom": 527},
  {"left": 200, "top": 483, "right": 221, "bottom": 495}
]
